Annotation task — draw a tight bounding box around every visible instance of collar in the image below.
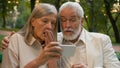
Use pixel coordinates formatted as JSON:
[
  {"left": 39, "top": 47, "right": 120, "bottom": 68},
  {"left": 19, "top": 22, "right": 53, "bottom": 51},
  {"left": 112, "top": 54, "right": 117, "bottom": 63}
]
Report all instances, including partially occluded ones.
[
  {"left": 29, "top": 36, "right": 36, "bottom": 46},
  {"left": 29, "top": 36, "right": 42, "bottom": 46},
  {"left": 29, "top": 36, "right": 44, "bottom": 50},
  {"left": 75, "top": 28, "right": 86, "bottom": 45}
]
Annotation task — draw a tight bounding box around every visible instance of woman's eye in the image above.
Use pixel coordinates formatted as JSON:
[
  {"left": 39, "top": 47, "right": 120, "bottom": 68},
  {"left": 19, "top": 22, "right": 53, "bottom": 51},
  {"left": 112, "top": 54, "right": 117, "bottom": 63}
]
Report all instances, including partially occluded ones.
[{"left": 42, "top": 20, "right": 48, "bottom": 23}]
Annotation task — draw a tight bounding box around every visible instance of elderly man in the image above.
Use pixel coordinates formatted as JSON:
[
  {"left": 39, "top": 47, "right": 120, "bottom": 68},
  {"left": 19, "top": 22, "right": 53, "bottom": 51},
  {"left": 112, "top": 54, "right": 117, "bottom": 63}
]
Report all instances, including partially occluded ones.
[{"left": 57, "top": 1, "right": 120, "bottom": 68}]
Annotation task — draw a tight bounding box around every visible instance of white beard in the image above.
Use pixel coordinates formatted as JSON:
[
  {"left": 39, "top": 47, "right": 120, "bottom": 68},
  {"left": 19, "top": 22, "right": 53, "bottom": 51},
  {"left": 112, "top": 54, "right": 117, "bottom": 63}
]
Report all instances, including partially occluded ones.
[{"left": 62, "top": 25, "right": 82, "bottom": 40}]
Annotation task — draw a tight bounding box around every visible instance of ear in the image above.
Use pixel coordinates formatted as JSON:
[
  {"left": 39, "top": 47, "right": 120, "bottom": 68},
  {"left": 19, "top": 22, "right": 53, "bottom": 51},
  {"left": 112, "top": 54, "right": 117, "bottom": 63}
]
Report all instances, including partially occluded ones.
[{"left": 81, "top": 17, "right": 84, "bottom": 25}]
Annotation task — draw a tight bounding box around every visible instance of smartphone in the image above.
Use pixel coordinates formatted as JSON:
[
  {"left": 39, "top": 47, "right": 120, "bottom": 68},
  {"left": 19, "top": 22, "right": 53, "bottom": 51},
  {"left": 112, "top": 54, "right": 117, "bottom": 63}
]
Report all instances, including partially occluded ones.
[{"left": 60, "top": 45, "right": 76, "bottom": 57}]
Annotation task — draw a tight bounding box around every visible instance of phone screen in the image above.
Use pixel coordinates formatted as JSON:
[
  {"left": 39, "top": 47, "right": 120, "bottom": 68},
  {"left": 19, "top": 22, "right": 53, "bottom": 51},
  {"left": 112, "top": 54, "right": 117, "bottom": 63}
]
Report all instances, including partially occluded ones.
[{"left": 60, "top": 45, "right": 76, "bottom": 57}]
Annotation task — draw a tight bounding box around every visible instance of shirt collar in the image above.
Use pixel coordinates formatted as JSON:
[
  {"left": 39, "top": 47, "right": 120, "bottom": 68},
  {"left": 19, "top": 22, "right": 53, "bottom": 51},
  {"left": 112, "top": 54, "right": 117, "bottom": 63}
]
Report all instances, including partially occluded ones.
[
  {"left": 29, "top": 36, "right": 44, "bottom": 50},
  {"left": 29, "top": 36, "right": 42, "bottom": 46},
  {"left": 75, "top": 28, "right": 86, "bottom": 45},
  {"left": 29, "top": 36, "right": 36, "bottom": 45}
]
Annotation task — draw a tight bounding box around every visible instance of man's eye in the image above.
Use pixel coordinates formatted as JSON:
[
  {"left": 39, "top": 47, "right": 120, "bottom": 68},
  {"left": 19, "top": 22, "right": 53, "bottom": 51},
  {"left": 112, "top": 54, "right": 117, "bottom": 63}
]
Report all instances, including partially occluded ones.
[
  {"left": 70, "top": 18, "right": 76, "bottom": 22},
  {"left": 61, "top": 19, "right": 66, "bottom": 22}
]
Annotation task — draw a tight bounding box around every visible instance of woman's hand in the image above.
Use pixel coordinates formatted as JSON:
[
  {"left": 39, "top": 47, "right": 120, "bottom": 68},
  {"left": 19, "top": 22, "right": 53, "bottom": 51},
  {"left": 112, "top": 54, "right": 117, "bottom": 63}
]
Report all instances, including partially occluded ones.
[
  {"left": 24, "top": 30, "right": 62, "bottom": 68},
  {"left": 37, "top": 42, "right": 62, "bottom": 65}
]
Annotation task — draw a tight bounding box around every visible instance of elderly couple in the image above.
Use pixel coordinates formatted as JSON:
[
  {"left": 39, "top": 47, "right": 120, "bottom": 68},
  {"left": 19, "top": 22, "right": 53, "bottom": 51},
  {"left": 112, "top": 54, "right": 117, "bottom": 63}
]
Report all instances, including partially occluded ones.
[{"left": 1, "top": 1, "right": 120, "bottom": 68}]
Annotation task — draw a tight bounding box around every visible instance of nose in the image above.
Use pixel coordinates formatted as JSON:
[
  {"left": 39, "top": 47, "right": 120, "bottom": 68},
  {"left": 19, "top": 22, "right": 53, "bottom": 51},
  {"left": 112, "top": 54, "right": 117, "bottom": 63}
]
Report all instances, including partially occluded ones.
[
  {"left": 46, "top": 22, "right": 52, "bottom": 30},
  {"left": 65, "top": 20, "right": 71, "bottom": 28}
]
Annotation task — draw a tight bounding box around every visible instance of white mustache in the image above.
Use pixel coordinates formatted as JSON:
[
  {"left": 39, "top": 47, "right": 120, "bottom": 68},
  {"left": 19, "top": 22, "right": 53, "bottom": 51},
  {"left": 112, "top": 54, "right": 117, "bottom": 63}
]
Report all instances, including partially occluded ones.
[{"left": 63, "top": 28, "right": 74, "bottom": 32}]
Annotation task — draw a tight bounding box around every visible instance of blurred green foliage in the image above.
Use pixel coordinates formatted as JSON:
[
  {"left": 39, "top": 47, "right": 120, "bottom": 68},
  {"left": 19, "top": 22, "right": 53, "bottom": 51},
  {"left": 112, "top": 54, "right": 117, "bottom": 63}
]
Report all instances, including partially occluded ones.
[
  {"left": 0, "top": 35, "right": 4, "bottom": 63},
  {"left": 0, "top": 35, "right": 4, "bottom": 46},
  {"left": 115, "top": 52, "right": 120, "bottom": 61}
]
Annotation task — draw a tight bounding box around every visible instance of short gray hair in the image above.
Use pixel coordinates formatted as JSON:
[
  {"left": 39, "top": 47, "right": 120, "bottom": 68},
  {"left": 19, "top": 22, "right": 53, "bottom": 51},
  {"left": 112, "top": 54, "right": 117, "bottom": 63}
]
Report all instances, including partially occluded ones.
[{"left": 59, "top": 1, "right": 84, "bottom": 19}]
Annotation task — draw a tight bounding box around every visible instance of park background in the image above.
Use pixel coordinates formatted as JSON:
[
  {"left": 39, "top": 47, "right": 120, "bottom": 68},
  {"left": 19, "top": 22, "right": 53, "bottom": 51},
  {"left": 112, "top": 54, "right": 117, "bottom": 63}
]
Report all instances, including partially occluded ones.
[{"left": 0, "top": 0, "right": 120, "bottom": 67}]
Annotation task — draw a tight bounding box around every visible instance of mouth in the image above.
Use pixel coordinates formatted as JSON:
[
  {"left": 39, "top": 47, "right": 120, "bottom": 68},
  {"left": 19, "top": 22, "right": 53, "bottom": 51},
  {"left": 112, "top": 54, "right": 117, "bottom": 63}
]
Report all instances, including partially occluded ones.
[
  {"left": 64, "top": 30, "right": 73, "bottom": 33},
  {"left": 64, "top": 28, "right": 73, "bottom": 32},
  {"left": 65, "top": 30, "right": 72, "bottom": 32},
  {"left": 63, "top": 30, "right": 74, "bottom": 35},
  {"left": 64, "top": 31, "right": 73, "bottom": 35}
]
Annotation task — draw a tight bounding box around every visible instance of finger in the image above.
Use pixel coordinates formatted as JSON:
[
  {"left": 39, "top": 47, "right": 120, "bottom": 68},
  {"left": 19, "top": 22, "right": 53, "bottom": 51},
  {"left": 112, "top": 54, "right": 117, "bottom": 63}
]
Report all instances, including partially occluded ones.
[
  {"left": 44, "top": 43, "right": 62, "bottom": 55},
  {"left": 3, "top": 37, "right": 9, "bottom": 43},
  {"left": 45, "top": 31, "right": 54, "bottom": 46},
  {"left": 8, "top": 31, "right": 15, "bottom": 38},
  {"left": 45, "top": 51, "right": 61, "bottom": 59},
  {"left": 45, "top": 30, "right": 55, "bottom": 42},
  {"left": 1, "top": 39, "right": 9, "bottom": 47},
  {"left": 10, "top": 31, "right": 15, "bottom": 36},
  {"left": 1, "top": 40, "right": 8, "bottom": 48},
  {"left": 1, "top": 45, "right": 8, "bottom": 49},
  {"left": 72, "top": 64, "right": 83, "bottom": 68},
  {"left": 49, "top": 31, "right": 55, "bottom": 41},
  {"left": 72, "top": 63, "right": 86, "bottom": 68},
  {"left": 0, "top": 45, "right": 8, "bottom": 51},
  {"left": 45, "top": 45, "right": 62, "bottom": 53},
  {"left": 46, "top": 30, "right": 52, "bottom": 42},
  {"left": 45, "top": 32, "right": 50, "bottom": 46},
  {"left": 45, "top": 42, "right": 60, "bottom": 48}
]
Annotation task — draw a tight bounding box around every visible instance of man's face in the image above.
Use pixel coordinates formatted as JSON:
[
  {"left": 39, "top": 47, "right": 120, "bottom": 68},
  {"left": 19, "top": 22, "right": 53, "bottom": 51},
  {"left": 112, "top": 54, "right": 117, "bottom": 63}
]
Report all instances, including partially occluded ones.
[
  {"left": 60, "top": 8, "right": 82, "bottom": 40},
  {"left": 31, "top": 14, "right": 56, "bottom": 42}
]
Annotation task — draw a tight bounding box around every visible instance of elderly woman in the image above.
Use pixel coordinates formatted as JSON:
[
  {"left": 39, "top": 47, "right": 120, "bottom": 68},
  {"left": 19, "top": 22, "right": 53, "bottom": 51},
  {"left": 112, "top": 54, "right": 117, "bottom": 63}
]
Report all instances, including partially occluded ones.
[{"left": 1, "top": 3, "right": 62, "bottom": 68}]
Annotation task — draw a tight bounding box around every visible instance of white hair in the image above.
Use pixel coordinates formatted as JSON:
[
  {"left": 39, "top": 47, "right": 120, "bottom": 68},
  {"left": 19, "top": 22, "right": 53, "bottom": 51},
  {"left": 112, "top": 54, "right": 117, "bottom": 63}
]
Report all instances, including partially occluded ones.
[{"left": 59, "top": 1, "right": 84, "bottom": 19}]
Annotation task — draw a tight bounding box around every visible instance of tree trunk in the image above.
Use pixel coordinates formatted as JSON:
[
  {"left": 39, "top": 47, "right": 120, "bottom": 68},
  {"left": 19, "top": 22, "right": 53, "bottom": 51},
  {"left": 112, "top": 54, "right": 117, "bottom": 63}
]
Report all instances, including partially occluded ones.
[
  {"left": 86, "top": 0, "right": 95, "bottom": 32},
  {"left": 104, "top": 0, "right": 120, "bottom": 43},
  {"left": 89, "top": 0, "right": 95, "bottom": 32},
  {"left": 2, "top": 14, "right": 6, "bottom": 28},
  {"left": 55, "top": 0, "right": 61, "bottom": 32},
  {"left": 30, "top": 0, "right": 36, "bottom": 12},
  {"left": 2, "top": 0, "right": 7, "bottom": 28}
]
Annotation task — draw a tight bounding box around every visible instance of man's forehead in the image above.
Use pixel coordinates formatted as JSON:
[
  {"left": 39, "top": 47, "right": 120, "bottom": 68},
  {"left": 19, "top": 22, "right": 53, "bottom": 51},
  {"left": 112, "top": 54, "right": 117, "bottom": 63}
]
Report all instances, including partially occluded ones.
[
  {"left": 60, "top": 9, "right": 77, "bottom": 17},
  {"left": 60, "top": 13, "right": 78, "bottom": 18}
]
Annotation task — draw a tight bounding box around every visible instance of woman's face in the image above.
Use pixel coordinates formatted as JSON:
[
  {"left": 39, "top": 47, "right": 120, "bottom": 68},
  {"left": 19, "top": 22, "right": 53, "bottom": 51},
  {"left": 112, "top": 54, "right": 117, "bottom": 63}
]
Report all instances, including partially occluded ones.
[{"left": 31, "top": 14, "right": 57, "bottom": 42}]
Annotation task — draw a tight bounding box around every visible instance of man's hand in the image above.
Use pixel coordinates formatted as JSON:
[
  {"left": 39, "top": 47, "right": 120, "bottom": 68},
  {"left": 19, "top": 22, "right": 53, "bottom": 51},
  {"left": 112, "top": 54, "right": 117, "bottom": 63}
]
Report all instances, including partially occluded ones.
[
  {"left": 71, "top": 62, "right": 87, "bottom": 68},
  {"left": 0, "top": 31, "right": 15, "bottom": 51}
]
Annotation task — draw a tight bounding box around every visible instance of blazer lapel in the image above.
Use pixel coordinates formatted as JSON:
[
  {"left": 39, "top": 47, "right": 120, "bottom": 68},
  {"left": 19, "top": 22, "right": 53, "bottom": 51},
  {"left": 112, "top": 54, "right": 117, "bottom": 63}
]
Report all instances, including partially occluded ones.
[
  {"left": 85, "top": 32, "right": 95, "bottom": 68},
  {"left": 86, "top": 40, "right": 95, "bottom": 68}
]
